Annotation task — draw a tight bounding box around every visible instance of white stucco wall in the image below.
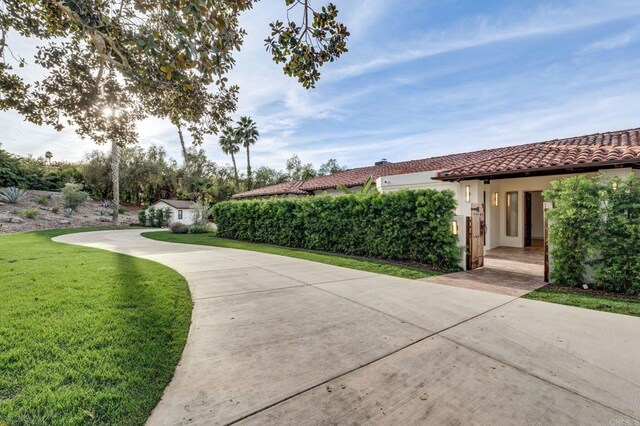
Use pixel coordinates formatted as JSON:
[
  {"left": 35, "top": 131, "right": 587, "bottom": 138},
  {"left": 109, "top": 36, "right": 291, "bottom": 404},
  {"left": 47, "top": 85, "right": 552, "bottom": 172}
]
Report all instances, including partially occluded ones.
[
  {"left": 377, "top": 167, "right": 638, "bottom": 251},
  {"left": 150, "top": 201, "right": 196, "bottom": 225}
]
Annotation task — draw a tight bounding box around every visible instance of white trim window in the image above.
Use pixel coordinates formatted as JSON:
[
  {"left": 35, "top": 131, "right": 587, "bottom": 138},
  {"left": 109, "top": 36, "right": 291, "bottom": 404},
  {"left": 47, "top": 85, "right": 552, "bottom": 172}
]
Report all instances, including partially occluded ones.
[{"left": 178, "top": 210, "right": 183, "bottom": 220}]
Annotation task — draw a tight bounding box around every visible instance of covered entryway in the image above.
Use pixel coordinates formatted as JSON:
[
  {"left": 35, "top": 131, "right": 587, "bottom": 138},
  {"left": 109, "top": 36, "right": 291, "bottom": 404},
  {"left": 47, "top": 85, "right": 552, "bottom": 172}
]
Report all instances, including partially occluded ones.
[
  {"left": 423, "top": 246, "right": 545, "bottom": 296},
  {"left": 524, "top": 191, "right": 545, "bottom": 248}
]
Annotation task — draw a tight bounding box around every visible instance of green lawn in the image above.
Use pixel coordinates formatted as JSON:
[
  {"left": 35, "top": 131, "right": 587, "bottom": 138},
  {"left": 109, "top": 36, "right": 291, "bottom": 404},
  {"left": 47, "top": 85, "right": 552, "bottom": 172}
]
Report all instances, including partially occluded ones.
[
  {"left": 0, "top": 228, "right": 192, "bottom": 425},
  {"left": 524, "top": 287, "right": 640, "bottom": 318},
  {"left": 142, "top": 231, "right": 440, "bottom": 280}
]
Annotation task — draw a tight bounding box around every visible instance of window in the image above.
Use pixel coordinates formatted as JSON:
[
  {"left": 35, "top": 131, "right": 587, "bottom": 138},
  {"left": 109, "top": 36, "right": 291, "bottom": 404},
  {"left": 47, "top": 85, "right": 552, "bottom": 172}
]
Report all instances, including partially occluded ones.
[
  {"left": 178, "top": 210, "right": 183, "bottom": 220},
  {"left": 506, "top": 192, "right": 518, "bottom": 236}
]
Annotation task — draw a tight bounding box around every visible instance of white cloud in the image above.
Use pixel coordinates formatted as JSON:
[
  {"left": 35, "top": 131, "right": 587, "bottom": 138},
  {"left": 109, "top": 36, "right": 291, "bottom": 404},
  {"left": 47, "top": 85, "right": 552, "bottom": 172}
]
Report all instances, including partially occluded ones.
[
  {"left": 330, "top": 2, "right": 640, "bottom": 80},
  {"left": 579, "top": 25, "right": 640, "bottom": 54}
]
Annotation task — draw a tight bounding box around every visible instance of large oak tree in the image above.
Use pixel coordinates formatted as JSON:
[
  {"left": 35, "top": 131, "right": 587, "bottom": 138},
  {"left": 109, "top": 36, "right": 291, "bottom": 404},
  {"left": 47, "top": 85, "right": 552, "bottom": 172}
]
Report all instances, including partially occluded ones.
[{"left": 0, "top": 0, "right": 349, "bottom": 223}]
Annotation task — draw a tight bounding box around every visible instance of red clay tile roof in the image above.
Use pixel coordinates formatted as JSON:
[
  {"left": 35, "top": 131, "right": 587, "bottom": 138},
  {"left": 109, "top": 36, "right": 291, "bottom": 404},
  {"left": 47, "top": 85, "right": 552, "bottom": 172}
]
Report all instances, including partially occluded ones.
[
  {"left": 232, "top": 127, "right": 640, "bottom": 198},
  {"left": 232, "top": 180, "right": 307, "bottom": 199},
  {"left": 437, "top": 128, "right": 640, "bottom": 180},
  {"left": 299, "top": 144, "right": 536, "bottom": 191}
]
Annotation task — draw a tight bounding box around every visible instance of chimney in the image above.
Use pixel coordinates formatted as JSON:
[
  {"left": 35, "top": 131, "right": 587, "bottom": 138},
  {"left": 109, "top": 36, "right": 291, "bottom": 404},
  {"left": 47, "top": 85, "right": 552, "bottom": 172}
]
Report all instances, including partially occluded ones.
[{"left": 375, "top": 158, "right": 391, "bottom": 166}]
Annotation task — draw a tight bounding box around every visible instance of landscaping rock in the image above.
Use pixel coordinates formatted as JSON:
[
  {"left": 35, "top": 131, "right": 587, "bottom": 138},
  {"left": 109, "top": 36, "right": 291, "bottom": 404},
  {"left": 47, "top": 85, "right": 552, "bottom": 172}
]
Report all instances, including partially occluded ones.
[
  {"left": 97, "top": 216, "right": 110, "bottom": 222},
  {"left": 10, "top": 217, "right": 24, "bottom": 224},
  {"left": 0, "top": 189, "right": 140, "bottom": 234}
]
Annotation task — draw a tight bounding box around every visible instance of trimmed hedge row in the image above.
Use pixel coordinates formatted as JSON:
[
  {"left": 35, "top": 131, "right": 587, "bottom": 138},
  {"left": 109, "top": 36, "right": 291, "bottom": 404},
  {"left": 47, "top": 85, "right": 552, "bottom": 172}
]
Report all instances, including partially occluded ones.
[{"left": 211, "top": 190, "right": 462, "bottom": 271}]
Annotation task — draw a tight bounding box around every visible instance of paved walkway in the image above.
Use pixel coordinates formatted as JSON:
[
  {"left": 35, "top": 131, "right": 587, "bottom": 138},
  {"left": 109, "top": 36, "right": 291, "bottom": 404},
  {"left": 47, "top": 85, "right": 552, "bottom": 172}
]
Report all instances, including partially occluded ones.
[
  {"left": 55, "top": 230, "right": 640, "bottom": 425},
  {"left": 421, "top": 246, "right": 546, "bottom": 296}
]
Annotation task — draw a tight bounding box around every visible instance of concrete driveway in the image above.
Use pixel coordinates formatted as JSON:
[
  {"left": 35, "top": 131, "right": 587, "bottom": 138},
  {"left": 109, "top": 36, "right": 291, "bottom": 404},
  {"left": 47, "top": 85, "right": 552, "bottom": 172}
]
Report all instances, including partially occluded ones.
[{"left": 55, "top": 230, "right": 640, "bottom": 425}]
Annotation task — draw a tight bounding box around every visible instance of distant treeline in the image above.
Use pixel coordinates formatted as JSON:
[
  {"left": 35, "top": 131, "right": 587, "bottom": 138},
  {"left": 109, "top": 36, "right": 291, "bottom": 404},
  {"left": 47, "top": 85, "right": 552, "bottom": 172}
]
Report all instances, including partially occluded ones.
[{"left": 0, "top": 145, "right": 347, "bottom": 205}]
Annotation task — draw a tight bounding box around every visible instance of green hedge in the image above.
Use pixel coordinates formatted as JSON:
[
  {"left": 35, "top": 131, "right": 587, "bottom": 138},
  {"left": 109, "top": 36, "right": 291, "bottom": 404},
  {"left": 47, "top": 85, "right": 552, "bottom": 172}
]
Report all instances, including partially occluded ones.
[
  {"left": 211, "top": 190, "right": 462, "bottom": 271},
  {"left": 545, "top": 173, "right": 640, "bottom": 295}
]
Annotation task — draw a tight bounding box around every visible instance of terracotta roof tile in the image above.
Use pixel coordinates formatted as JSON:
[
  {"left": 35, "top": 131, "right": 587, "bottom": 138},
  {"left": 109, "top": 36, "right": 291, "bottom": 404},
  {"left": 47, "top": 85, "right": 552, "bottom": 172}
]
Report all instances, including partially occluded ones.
[
  {"left": 437, "top": 128, "right": 640, "bottom": 180},
  {"left": 232, "top": 127, "right": 640, "bottom": 198},
  {"left": 299, "top": 144, "right": 536, "bottom": 191},
  {"left": 232, "top": 180, "right": 306, "bottom": 199}
]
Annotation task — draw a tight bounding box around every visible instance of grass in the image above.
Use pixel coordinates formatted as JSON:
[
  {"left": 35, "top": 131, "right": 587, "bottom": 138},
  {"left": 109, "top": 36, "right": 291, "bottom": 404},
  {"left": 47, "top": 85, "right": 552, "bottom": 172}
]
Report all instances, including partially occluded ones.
[
  {"left": 0, "top": 228, "right": 192, "bottom": 425},
  {"left": 142, "top": 231, "right": 440, "bottom": 280},
  {"left": 524, "top": 287, "right": 640, "bottom": 318}
]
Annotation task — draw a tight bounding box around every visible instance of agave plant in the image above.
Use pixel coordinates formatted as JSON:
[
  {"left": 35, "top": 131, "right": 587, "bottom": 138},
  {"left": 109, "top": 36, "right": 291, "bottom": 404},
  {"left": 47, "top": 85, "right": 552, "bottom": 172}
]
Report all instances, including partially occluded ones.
[
  {"left": 0, "top": 187, "right": 27, "bottom": 204},
  {"left": 63, "top": 208, "right": 74, "bottom": 218}
]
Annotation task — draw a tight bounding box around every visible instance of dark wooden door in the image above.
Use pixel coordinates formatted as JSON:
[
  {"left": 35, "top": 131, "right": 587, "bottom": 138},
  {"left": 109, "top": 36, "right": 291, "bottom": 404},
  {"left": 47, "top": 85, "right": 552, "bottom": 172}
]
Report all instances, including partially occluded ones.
[
  {"left": 467, "top": 203, "right": 485, "bottom": 270},
  {"left": 524, "top": 192, "right": 532, "bottom": 247}
]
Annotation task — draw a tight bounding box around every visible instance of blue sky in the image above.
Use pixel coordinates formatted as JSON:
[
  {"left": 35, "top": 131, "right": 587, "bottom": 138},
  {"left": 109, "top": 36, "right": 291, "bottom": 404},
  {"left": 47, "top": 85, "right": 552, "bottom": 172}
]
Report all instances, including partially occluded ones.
[{"left": 2, "top": 0, "right": 640, "bottom": 171}]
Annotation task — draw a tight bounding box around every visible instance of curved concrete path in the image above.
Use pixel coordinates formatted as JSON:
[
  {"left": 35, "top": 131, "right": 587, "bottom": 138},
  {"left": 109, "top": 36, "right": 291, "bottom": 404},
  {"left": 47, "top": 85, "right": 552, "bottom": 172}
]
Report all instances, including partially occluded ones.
[{"left": 54, "top": 230, "right": 640, "bottom": 425}]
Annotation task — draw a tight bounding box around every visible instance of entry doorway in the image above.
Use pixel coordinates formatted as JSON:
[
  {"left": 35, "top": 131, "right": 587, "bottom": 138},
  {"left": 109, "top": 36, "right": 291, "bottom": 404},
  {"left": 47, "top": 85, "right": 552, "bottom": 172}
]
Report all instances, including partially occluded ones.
[{"left": 524, "top": 191, "right": 544, "bottom": 248}]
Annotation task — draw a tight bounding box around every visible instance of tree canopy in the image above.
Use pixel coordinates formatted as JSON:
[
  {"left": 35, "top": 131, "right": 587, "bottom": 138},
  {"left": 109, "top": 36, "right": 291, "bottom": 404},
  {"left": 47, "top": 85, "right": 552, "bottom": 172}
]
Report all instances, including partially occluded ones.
[{"left": 0, "top": 0, "right": 349, "bottom": 147}]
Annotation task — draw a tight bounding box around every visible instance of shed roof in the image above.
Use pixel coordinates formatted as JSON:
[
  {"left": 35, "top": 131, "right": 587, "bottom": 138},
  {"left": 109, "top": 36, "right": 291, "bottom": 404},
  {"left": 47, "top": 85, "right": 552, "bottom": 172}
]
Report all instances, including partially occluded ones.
[{"left": 154, "top": 199, "right": 195, "bottom": 209}]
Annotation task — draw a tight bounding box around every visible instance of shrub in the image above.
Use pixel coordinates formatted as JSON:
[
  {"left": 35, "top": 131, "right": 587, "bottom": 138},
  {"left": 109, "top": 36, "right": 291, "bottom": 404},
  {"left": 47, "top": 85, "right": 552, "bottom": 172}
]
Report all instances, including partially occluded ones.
[
  {"left": 0, "top": 187, "right": 27, "bottom": 204},
  {"left": 188, "top": 223, "right": 213, "bottom": 234},
  {"left": 138, "top": 210, "right": 147, "bottom": 225},
  {"left": 35, "top": 196, "right": 48, "bottom": 205},
  {"left": 212, "top": 190, "right": 461, "bottom": 271},
  {"left": 51, "top": 207, "right": 59, "bottom": 214},
  {"left": 593, "top": 175, "right": 640, "bottom": 295},
  {"left": 169, "top": 222, "right": 189, "bottom": 234},
  {"left": 545, "top": 173, "right": 640, "bottom": 295},
  {"left": 544, "top": 176, "right": 600, "bottom": 286},
  {"left": 61, "top": 183, "right": 89, "bottom": 211},
  {"left": 191, "top": 202, "right": 209, "bottom": 225},
  {"left": 141, "top": 206, "right": 172, "bottom": 227},
  {"left": 118, "top": 207, "right": 126, "bottom": 214},
  {"left": 19, "top": 208, "right": 40, "bottom": 219}
]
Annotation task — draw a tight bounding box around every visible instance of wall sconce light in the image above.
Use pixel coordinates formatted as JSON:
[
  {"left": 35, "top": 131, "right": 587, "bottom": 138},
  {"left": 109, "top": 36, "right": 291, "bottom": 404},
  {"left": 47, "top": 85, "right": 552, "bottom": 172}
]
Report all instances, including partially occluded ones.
[
  {"left": 451, "top": 220, "right": 458, "bottom": 235},
  {"left": 492, "top": 192, "right": 499, "bottom": 206},
  {"left": 612, "top": 181, "right": 618, "bottom": 190},
  {"left": 465, "top": 185, "right": 471, "bottom": 203}
]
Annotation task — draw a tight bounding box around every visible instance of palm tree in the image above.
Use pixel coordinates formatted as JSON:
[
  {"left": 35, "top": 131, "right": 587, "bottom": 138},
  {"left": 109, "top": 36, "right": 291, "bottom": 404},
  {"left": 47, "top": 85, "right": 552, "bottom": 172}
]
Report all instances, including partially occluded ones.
[
  {"left": 218, "top": 126, "right": 240, "bottom": 189},
  {"left": 236, "top": 116, "right": 259, "bottom": 190},
  {"left": 45, "top": 151, "right": 53, "bottom": 165}
]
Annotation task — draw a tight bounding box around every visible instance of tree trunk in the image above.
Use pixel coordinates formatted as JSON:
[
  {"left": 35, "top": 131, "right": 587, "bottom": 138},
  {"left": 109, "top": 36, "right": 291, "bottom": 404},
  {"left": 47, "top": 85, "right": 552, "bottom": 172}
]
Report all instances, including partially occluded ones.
[
  {"left": 231, "top": 152, "right": 239, "bottom": 190},
  {"left": 246, "top": 144, "right": 252, "bottom": 190},
  {"left": 177, "top": 123, "right": 189, "bottom": 167},
  {"left": 111, "top": 139, "right": 120, "bottom": 226}
]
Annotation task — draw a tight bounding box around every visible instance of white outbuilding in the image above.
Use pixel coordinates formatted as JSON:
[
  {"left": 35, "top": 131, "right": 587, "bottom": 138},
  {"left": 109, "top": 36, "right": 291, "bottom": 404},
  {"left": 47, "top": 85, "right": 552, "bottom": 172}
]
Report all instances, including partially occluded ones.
[{"left": 149, "top": 199, "right": 197, "bottom": 225}]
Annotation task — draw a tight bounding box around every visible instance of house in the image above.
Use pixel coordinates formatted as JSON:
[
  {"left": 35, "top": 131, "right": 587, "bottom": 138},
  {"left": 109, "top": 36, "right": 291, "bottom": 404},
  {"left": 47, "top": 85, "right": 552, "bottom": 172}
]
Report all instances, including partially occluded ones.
[
  {"left": 232, "top": 128, "right": 640, "bottom": 276},
  {"left": 149, "top": 199, "right": 198, "bottom": 225}
]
